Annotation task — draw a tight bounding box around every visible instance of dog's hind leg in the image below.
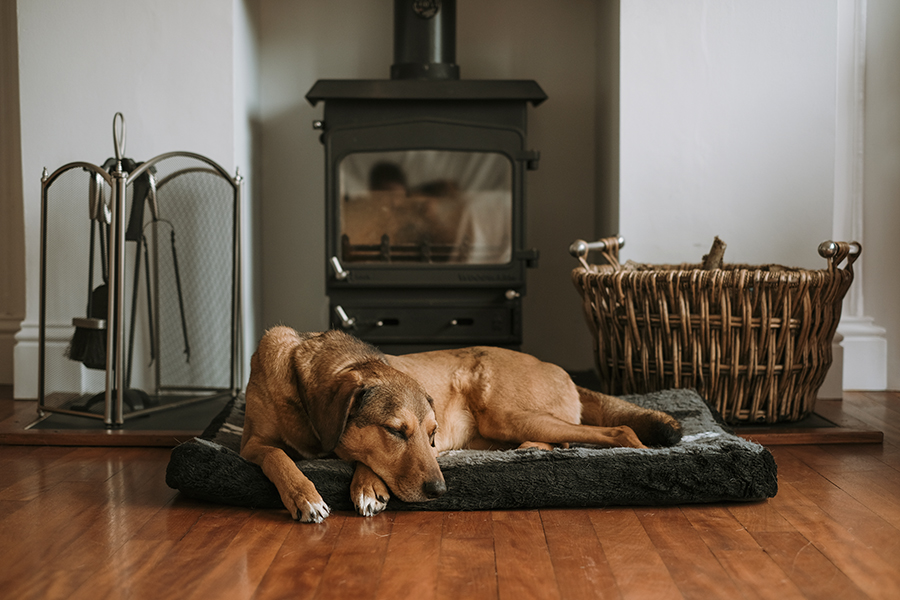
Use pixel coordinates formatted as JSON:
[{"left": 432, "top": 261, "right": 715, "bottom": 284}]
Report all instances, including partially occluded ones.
[
  {"left": 477, "top": 412, "right": 648, "bottom": 449},
  {"left": 517, "top": 441, "right": 566, "bottom": 451},
  {"left": 577, "top": 386, "right": 682, "bottom": 447}
]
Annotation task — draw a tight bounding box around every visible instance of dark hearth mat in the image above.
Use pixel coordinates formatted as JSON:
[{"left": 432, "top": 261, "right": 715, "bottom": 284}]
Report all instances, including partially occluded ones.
[
  {"left": 165, "top": 388, "right": 778, "bottom": 511},
  {"left": 29, "top": 394, "right": 231, "bottom": 431}
]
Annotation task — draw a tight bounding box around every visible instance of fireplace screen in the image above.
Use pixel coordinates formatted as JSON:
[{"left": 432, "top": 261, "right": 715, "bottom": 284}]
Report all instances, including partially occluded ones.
[{"left": 338, "top": 150, "right": 512, "bottom": 264}]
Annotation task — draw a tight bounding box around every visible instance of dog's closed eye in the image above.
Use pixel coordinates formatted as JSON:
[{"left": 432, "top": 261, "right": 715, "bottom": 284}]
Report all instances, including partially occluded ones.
[{"left": 382, "top": 424, "right": 408, "bottom": 440}]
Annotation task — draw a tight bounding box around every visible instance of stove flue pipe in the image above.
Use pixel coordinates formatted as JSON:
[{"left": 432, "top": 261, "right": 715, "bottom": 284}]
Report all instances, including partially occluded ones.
[{"left": 391, "top": 0, "right": 459, "bottom": 80}]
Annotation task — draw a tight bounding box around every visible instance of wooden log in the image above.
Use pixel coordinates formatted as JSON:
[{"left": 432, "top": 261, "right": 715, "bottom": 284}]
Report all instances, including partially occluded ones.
[{"left": 702, "top": 236, "right": 727, "bottom": 270}]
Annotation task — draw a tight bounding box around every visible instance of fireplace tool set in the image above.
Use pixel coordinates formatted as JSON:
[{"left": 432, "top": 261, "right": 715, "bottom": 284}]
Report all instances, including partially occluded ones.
[{"left": 37, "top": 113, "right": 243, "bottom": 426}]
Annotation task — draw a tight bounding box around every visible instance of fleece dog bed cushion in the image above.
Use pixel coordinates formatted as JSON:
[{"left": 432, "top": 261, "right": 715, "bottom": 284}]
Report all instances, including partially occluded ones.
[{"left": 166, "top": 388, "right": 777, "bottom": 511}]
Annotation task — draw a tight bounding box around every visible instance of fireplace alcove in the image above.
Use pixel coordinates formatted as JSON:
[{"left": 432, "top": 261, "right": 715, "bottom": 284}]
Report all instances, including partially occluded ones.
[{"left": 307, "top": 0, "right": 546, "bottom": 354}]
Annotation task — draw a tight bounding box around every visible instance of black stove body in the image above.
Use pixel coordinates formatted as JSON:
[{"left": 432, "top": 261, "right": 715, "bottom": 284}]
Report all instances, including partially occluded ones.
[{"left": 307, "top": 0, "right": 545, "bottom": 353}]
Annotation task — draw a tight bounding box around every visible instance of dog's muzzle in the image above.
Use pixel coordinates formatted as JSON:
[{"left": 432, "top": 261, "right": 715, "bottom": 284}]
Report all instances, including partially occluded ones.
[{"left": 423, "top": 478, "right": 447, "bottom": 500}]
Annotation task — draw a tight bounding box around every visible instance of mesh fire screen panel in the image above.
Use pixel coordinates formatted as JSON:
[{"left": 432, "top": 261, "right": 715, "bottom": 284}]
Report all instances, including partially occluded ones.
[{"left": 150, "top": 157, "right": 236, "bottom": 392}]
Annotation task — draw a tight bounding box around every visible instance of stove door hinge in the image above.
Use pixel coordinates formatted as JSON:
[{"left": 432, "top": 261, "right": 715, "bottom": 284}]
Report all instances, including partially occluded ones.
[
  {"left": 517, "top": 150, "right": 541, "bottom": 171},
  {"left": 515, "top": 248, "right": 540, "bottom": 268}
]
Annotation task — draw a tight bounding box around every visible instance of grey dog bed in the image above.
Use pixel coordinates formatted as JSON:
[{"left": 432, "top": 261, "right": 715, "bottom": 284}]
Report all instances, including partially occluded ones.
[{"left": 165, "top": 387, "right": 777, "bottom": 511}]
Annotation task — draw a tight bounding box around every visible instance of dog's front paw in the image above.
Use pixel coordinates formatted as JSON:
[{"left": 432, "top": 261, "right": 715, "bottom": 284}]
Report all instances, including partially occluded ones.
[
  {"left": 292, "top": 498, "right": 331, "bottom": 523},
  {"left": 282, "top": 491, "right": 331, "bottom": 523},
  {"left": 351, "top": 463, "right": 391, "bottom": 517},
  {"left": 355, "top": 489, "right": 389, "bottom": 517}
]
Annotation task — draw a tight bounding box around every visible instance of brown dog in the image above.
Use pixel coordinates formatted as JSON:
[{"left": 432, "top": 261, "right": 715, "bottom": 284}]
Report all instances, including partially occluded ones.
[{"left": 240, "top": 326, "right": 682, "bottom": 522}]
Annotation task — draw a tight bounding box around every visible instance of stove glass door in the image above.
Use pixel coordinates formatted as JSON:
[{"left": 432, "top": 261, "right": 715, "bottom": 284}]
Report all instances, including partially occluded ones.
[{"left": 338, "top": 150, "right": 512, "bottom": 264}]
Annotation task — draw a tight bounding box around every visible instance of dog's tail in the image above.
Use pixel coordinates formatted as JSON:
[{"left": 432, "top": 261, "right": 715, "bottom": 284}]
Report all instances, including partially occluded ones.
[{"left": 577, "top": 386, "right": 682, "bottom": 447}]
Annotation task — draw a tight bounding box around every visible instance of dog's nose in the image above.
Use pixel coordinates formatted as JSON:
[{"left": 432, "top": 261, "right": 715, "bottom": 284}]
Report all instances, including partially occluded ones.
[{"left": 422, "top": 479, "right": 447, "bottom": 499}]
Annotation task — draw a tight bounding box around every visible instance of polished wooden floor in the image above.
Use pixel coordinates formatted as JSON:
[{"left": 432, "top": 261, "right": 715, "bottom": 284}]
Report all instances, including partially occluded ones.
[{"left": 1, "top": 387, "right": 898, "bottom": 600}]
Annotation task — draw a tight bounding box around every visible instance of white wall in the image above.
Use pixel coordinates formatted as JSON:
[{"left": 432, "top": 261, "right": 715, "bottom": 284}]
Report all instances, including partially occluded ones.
[
  {"left": 11, "top": 0, "right": 250, "bottom": 397},
  {"left": 620, "top": 0, "right": 837, "bottom": 267}
]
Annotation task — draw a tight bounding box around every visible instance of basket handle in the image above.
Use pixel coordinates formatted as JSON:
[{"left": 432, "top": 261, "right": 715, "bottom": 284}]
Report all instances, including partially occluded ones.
[
  {"left": 818, "top": 240, "right": 861, "bottom": 272},
  {"left": 569, "top": 236, "right": 625, "bottom": 269}
]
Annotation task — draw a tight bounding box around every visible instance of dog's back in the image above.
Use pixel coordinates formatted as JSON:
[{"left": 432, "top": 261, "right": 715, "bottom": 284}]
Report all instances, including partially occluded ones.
[{"left": 391, "top": 345, "right": 681, "bottom": 450}]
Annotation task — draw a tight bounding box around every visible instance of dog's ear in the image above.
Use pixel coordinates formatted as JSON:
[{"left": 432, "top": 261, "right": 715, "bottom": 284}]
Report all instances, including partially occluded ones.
[{"left": 301, "top": 370, "right": 364, "bottom": 453}]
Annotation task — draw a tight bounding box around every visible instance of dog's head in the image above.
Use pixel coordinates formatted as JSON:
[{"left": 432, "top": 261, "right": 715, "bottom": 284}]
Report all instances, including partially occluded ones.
[{"left": 297, "top": 334, "right": 446, "bottom": 503}]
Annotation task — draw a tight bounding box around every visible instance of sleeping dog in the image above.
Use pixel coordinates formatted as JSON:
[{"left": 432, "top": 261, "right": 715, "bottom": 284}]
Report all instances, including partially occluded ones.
[{"left": 240, "top": 326, "right": 682, "bottom": 522}]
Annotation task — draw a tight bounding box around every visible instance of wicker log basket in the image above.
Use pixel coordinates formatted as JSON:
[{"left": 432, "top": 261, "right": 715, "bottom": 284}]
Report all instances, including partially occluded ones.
[{"left": 570, "top": 236, "right": 860, "bottom": 424}]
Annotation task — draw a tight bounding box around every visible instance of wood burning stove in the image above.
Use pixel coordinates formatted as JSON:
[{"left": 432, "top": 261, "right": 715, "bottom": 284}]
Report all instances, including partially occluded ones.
[{"left": 307, "top": 0, "right": 545, "bottom": 353}]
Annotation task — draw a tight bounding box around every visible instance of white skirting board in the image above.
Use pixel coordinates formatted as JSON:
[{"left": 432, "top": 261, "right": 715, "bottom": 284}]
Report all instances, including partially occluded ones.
[
  {"left": 839, "top": 316, "right": 888, "bottom": 391},
  {"left": 13, "top": 321, "right": 40, "bottom": 399}
]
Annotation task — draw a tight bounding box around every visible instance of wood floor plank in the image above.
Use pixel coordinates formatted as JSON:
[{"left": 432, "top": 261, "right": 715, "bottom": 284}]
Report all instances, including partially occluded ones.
[
  {"left": 313, "top": 511, "right": 395, "bottom": 600},
  {"left": 780, "top": 446, "right": 900, "bottom": 564},
  {"left": 786, "top": 443, "right": 893, "bottom": 477},
  {"left": 0, "top": 444, "right": 39, "bottom": 489},
  {"left": 771, "top": 480, "right": 900, "bottom": 600},
  {"left": 35, "top": 452, "right": 179, "bottom": 573},
  {"left": 0, "top": 499, "right": 29, "bottom": 526},
  {"left": 492, "top": 510, "right": 561, "bottom": 600},
  {"left": 184, "top": 514, "right": 293, "bottom": 600},
  {"left": 126, "top": 513, "right": 253, "bottom": 599},
  {"left": 66, "top": 540, "right": 177, "bottom": 600},
  {"left": 819, "top": 467, "right": 900, "bottom": 529},
  {"left": 726, "top": 500, "right": 795, "bottom": 533},
  {"left": 436, "top": 509, "right": 498, "bottom": 600},
  {"left": 860, "top": 391, "right": 900, "bottom": 413},
  {"left": 436, "top": 535, "right": 498, "bottom": 600},
  {"left": 588, "top": 508, "right": 683, "bottom": 600},
  {"left": 11, "top": 567, "right": 93, "bottom": 600},
  {"left": 0, "top": 480, "right": 121, "bottom": 599},
  {"left": 541, "top": 508, "right": 621, "bottom": 600},
  {"left": 839, "top": 401, "right": 900, "bottom": 443},
  {"left": 132, "top": 494, "right": 207, "bottom": 541},
  {"left": 815, "top": 439, "right": 900, "bottom": 473},
  {"left": 376, "top": 511, "right": 444, "bottom": 600},
  {"left": 0, "top": 446, "right": 81, "bottom": 501},
  {"left": 0, "top": 445, "right": 178, "bottom": 599},
  {"left": 636, "top": 506, "right": 743, "bottom": 600},
  {"left": 441, "top": 508, "right": 493, "bottom": 538},
  {"left": 437, "top": 510, "right": 499, "bottom": 600},
  {"left": 252, "top": 512, "right": 347, "bottom": 600},
  {"left": 750, "top": 531, "right": 869, "bottom": 600},
  {"left": 766, "top": 445, "right": 814, "bottom": 485},
  {"left": 713, "top": 549, "right": 806, "bottom": 600},
  {"left": 681, "top": 505, "right": 760, "bottom": 551}
]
